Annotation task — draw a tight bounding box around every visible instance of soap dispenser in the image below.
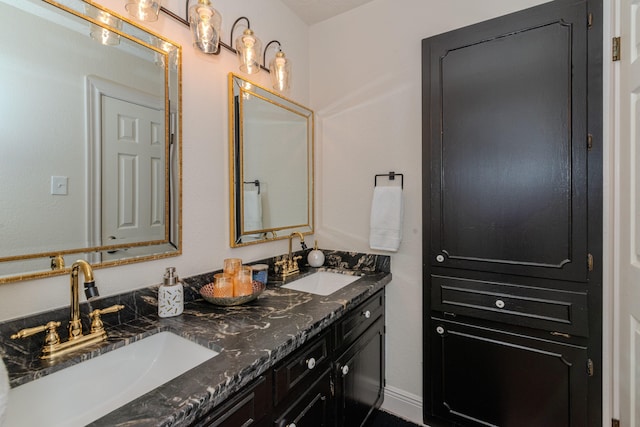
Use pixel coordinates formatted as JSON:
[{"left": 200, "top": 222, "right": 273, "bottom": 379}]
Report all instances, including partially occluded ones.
[
  {"left": 307, "top": 240, "right": 325, "bottom": 267},
  {"left": 158, "top": 267, "right": 184, "bottom": 318}
]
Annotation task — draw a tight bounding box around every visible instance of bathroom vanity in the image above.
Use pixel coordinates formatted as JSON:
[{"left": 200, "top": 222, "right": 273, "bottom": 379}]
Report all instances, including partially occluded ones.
[
  {"left": 0, "top": 251, "right": 390, "bottom": 426},
  {"left": 197, "top": 288, "right": 385, "bottom": 427}
]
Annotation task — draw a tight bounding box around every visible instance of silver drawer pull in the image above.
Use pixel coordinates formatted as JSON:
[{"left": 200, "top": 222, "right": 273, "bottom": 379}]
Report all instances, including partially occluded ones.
[
  {"left": 306, "top": 357, "right": 316, "bottom": 370},
  {"left": 436, "top": 326, "right": 445, "bottom": 335},
  {"left": 495, "top": 299, "right": 505, "bottom": 309},
  {"left": 362, "top": 310, "right": 371, "bottom": 319}
]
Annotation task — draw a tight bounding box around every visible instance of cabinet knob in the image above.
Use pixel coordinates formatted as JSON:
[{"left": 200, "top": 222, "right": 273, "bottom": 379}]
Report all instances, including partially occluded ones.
[
  {"left": 362, "top": 310, "right": 371, "bottom": 319},
  {"left": 495, "top": 299, "right": 505, "bottom": 309},
  {"left": 287, "top": 424, "right": 297, "bottom": 427},
  {"left": 436, "top": 254, "right": 445, "bottom": 263},
  {"left": 436, "top": 326, "right": 445, "bottom": 335},
  {"left": 341, "top": 365, "right": 350, "bottom": 376},
  {"left": 306, "top": 357, "right": 316, "bottom": 370}
]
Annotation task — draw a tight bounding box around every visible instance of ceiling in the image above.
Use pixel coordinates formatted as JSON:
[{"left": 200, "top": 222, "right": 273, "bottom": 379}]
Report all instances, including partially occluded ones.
[{"left": 279, "top": 0, "right": 374, "bottom": 25}]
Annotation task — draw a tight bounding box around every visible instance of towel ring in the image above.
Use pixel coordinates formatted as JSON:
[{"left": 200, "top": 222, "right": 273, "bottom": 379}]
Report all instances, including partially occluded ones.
[{"left": 374, "top": 172, "right": 403, "bottom": 189}]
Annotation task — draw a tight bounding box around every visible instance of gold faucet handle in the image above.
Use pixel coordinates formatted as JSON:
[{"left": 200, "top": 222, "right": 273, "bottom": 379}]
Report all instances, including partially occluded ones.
[
  {"left": 11, "top": 321, "right": 62, "bottom": 345},
  {"left": 89, "top": 304, "right": 124, "bottom": 333},
  {"left": 91, "top": 304, "right": 125, "bottom": 316},
  {"left": 274, "top": 259, "right": 287, "bottom": 273},
  {"left": 292, "top": 255, "right": 302, "bottom": 269}
]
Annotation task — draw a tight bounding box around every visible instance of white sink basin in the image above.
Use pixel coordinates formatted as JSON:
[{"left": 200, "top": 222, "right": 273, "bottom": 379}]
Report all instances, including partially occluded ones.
[
  {"left": 281, "top": 271, "right": 361, "bottom": 295},
  {"left": 5, "top": 331, "right": 219, "bottom": 427}
]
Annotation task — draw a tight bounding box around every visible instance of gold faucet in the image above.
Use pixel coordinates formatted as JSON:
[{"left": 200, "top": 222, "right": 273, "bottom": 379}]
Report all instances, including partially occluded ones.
[
  {"left": 275, "top": 232, "right": 307, "bottom": 278},
  {"left": 11, "top": 260, "right": 124, "bottom": 360}
]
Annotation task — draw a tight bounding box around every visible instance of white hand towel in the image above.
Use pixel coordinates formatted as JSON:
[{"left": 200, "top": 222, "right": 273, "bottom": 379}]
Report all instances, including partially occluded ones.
[
  {"left": 369, "top": 186, "right": 404, "bottom": 252},
  {"left": 0, "top": 355, "right": 8, "bottom": 426},
  {"left": 242, "top": 190, "right": 263, "bottom": 242}
]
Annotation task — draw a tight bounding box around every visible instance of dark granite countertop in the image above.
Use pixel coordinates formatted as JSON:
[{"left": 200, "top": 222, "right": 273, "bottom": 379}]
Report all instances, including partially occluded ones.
[{"left": 0, "top": 251, "right": 391, "bottom": 426}]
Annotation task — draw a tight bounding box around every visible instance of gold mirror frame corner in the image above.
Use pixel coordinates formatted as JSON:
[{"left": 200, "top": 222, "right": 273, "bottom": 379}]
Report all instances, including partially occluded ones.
[
  {"left": 0, "top": 0, "right": 182, "bottom": 284},
  {"left": 228, "top": 73, "right": 315, "bottom": 248}
]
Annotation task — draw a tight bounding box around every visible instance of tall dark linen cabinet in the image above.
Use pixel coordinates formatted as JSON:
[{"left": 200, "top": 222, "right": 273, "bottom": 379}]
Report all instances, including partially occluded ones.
[{"left": 422, "top": 1, "right": 602, "bottom": 426}]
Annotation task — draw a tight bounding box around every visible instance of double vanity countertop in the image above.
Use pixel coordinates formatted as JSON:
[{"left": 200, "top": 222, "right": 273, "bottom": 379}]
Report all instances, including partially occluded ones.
[{"left": 0, "top": 251, "right": 391, "bottom": 426}]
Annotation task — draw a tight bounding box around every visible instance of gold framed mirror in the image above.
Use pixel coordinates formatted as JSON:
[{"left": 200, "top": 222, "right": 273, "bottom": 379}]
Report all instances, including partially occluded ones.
[
  {"left": 0, "top": 0, "right": 182, "bottom": 283},
  {"left": 228, "top": 73, "right": 314, "bottom": 247}
]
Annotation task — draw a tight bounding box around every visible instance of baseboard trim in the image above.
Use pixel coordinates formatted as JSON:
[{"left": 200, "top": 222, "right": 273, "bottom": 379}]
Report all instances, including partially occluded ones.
[{"left": 381, "top": 385, "right": 428, "bottom": 426}]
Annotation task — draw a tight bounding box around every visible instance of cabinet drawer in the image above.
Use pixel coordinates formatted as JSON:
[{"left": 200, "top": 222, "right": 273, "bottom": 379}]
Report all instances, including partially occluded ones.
[
  {"left": 431, "top": 275, "right": 588, "bottom": 336},
  {"left": 195, "top": 375, "right": 269, "bottom": 427},
  {"left": 273, "top": 367, "right": 332, "bottom": 427},
  {"left": 336, "top": 290, "right": 385, "bottom": 350},
  {"left": 273, "top": 330, "right": 332, "bottom": 406}
]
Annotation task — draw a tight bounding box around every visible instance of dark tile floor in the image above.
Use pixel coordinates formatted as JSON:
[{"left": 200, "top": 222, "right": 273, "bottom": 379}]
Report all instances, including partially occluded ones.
[{"left": 367, "top": 409, "right": 423, "bottom": 427}]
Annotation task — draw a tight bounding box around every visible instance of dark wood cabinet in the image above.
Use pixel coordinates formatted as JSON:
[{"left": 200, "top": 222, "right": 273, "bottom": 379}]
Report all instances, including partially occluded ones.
[
  {"left": 195, "top": 375, "right": 270, "bottom": 427},
  {"left": 273, "top": 368, "right": 333, "bottom": 427},
  {"left": 195, "top": 289, "right": 385, "bottom": 427},
  {"left": 334, "top": 316, "right": 385, "bottom": 427},
  {"left": 422, "top": 0, "right": 602, "bottom": 425},
  {"left": 430, "top": 318, "right": 588, "bottom": 427},
  {"left": 273, "top": 330, "right": 332, "bottom": 406}
]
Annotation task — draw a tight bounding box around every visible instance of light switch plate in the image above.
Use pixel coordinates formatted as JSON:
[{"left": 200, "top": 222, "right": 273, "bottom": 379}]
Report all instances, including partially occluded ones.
[{"left": 51, "top": 176, "right": 68, "bottom": 195}]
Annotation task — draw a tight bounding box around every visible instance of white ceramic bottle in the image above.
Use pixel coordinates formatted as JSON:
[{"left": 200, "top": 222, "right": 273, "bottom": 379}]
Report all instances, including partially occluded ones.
[
  {"left": 158, "top": 267, "right": 184, "bottom": 318},
  {"left": 307, "top": 240, "right": 325, "bottom": 268}
]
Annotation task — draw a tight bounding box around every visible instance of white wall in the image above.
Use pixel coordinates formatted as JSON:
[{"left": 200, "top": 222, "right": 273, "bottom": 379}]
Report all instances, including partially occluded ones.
[
  {"left": 0, "top": 0, "right": 309, "bottom": 320},
  {"left": 308, "top": 0, "right": 549, "bottom": 423}
]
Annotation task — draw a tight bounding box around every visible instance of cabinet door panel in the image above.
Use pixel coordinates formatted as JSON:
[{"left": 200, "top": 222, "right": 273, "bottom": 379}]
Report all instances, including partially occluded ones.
[
  {"left": 430, "top": 318, "right": 588, "bottom": 427},
  {"left": 425, "top": 0, "right": 588, "bottom": 282},
  {"left": 335, "top": 317, "right": 385, "bottom": 427}
]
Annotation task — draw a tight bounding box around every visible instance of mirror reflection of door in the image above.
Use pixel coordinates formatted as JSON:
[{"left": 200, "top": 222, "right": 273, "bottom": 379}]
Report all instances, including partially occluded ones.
[{"left": 102, "top": 96, "right": 165, "bottom": 252}]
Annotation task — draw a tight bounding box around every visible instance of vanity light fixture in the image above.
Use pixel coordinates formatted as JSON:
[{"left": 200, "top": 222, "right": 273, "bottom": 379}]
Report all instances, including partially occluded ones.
[
  {"left": 188, "top": 0, "right": 222, "bottom": 54},
  {"left": 264, "top": 40, "right": 291, "bottom": 92},
  {"left": 231, "top": 17, "right": 262, "bottom": 75},
  {"left": 125, "top": 0, "right": 162, "bottom": 22},
  {"left": 130, "top": 2, "right": 293, "bottom": 90}
]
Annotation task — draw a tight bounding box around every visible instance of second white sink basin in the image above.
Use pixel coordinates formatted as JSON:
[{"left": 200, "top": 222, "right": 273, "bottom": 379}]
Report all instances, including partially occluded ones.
[
  {"left": 5, "top": 331, "right": 219, "bottom": 427},
  {"left": 281, "top": 271, "right": 361, "bottom": 295}
]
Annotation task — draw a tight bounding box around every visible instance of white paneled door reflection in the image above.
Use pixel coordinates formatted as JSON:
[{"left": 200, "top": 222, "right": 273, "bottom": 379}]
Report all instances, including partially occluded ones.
[
  {"left": 102, "top": 96, "right": 165, "bottom": 249},
  {"left": 616, "top": 0, "right": 640, "bottom": 425}
]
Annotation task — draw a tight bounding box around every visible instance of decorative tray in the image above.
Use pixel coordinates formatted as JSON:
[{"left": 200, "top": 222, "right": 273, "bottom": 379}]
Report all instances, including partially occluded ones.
[{"left": 200, "top": 281, "right": 266, "bottom": 306}]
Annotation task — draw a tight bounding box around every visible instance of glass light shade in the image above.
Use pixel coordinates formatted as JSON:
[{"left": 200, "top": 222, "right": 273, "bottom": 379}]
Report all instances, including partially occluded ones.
[
  {"left": 86, "top": 6, "right": 122, "bottom": 46},
  {"left": 269, "top": 51, "right": 291, "bottom": 92},
  {"left": 236, "top": 29, "right": 262, "bottom": 74},
  {"left": 125, "top": 0, "right": 162, "bottom": 22},
  {"left": 153, "top": 38, "right": 179, "bottom": 70},
  {"left": 188, "top": 0, "right": 222, "bottom": 54}
]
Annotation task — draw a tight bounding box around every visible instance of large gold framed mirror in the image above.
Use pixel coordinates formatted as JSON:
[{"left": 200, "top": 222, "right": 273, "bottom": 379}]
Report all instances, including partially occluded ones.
[
  {"left": 0, "top": 0, "right": 182, "bottom": 283},
  {"left": 229, "top": 73, "right": 314, "bottom": 247}
]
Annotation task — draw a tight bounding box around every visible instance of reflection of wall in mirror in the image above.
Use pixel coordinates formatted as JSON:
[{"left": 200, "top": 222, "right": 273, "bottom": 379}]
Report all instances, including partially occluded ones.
[
  {"left": 0, "top": 1, "right": 164, "bottom": 259},
  {"left": 244, "top": 118, "right": 308, "bottom": 230}
]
